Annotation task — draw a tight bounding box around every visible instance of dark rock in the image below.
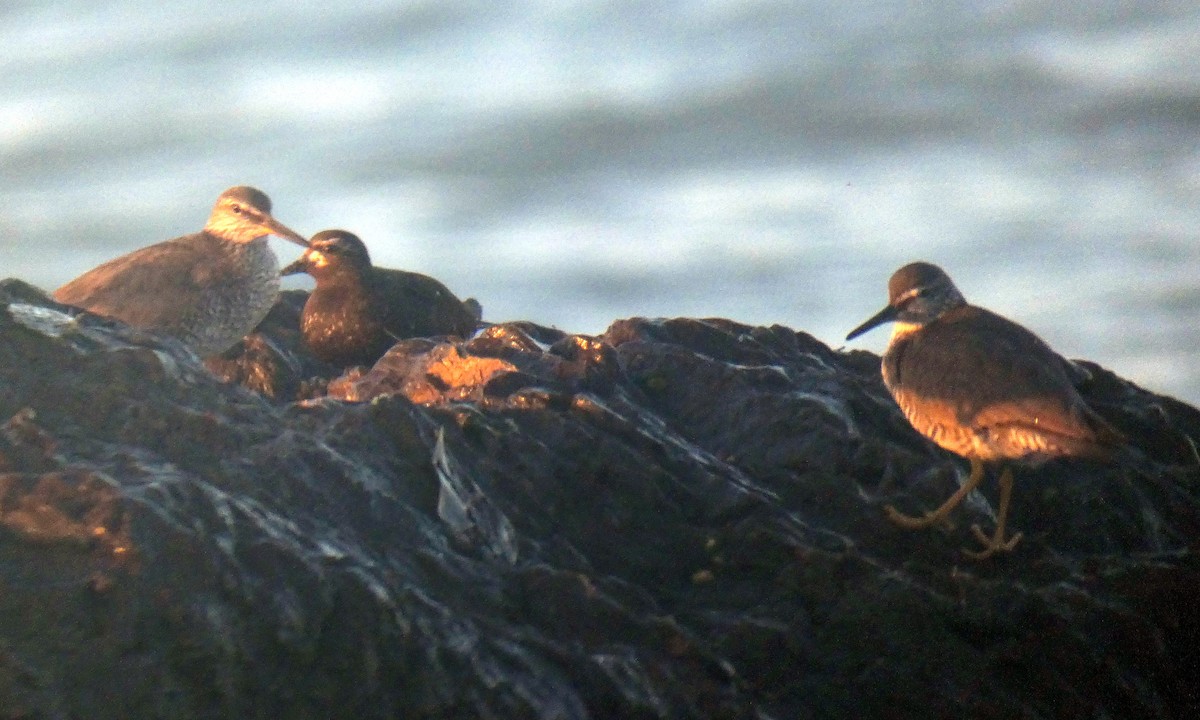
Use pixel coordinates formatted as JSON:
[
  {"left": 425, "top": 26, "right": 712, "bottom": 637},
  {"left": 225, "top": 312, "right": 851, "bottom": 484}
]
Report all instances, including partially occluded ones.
[{"left": 1, "top": 280, "right": 1199, "bottom": 719}]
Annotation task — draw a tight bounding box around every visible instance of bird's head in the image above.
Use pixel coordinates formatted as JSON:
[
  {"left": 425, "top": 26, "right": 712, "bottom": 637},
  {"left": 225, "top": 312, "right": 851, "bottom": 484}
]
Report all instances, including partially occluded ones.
[
  {"left": 846, "top": 261, "right": 967, "bottom": 341},
  {"left": 203, "top": 186, "right": 309, "bottom": 247},
  {"left": 281, "top": 229, "right": 373, "bottom": 280}
]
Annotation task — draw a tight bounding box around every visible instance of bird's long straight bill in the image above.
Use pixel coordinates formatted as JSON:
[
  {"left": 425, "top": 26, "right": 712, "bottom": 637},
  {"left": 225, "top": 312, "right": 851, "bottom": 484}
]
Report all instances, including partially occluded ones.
[
  {"left": 262, "top": 217, "right": 311, "bottom": 248},
  {"left": 280, "top": 255, "right": 309, "bottom": 276},
  {"left": 846, "top": 304, "right": 898, "bottom": 341}
]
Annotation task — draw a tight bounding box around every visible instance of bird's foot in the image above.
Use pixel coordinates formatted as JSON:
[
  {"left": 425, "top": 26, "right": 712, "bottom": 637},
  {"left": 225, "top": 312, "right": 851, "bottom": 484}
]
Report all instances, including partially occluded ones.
[
  {"left": 962, "top": 523, "right": 1023, "bottom": 560},
  {"left": 884, "top": 458, "right": 988, "bottom": 531},
  {"left": 884, "top": 504, "right": 947, "bottom": 529}
]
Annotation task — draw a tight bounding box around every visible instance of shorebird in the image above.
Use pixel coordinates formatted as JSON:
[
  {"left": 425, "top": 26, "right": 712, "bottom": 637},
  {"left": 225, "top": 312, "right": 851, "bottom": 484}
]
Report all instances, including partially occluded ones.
[
  {"left": 845, "top": 261, "right": 1124, "bottom": 559},
  {"left": 281, "top": 229, "right": 480, "bottom": 368},
  {"left": 54, "top": 186, "right": 309, "bottom": 357}
]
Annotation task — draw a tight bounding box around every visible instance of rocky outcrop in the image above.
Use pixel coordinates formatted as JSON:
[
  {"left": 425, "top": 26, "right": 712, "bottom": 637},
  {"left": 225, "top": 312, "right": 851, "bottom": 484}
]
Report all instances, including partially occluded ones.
[{"left": 1, "top": 278, "right": 1198, "bottom": 719}]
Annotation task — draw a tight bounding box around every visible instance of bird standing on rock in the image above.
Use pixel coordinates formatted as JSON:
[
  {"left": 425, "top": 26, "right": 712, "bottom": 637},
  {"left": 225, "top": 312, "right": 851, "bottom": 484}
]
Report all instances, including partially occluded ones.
[
  {"left": 54, "top": 186, "right": 309, "bottom": 357},
  {"left": 281, "top": 229, "right": 480, "bottom": 368},
  {"left": 845, "top": 261, "right": 1124, "bottom": 559}
]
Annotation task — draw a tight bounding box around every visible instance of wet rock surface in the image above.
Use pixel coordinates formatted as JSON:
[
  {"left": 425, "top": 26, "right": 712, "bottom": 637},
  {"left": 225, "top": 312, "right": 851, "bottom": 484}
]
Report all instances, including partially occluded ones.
[{"left": 2, "top": 277, "right": 1199, "bottom": 719}]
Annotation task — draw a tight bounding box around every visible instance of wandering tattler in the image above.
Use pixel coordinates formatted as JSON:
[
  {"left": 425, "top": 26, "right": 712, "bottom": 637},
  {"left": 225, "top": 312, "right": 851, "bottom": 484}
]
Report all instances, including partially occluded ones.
[
  {"left": 54, "top": 186, "right": 309, "bottom": 357},
  {"left": 845, "top": 261, "right": 1124, "bottom": 559},
  {"left": 281, "top": 229, "right": 480, "bottom": 368}
]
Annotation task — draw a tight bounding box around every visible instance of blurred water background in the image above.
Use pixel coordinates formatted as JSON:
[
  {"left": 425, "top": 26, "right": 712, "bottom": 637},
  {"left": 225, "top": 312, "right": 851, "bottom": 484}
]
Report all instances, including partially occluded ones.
[{"left": 2, "top": 1, "right": 1199, "bottom": 403}]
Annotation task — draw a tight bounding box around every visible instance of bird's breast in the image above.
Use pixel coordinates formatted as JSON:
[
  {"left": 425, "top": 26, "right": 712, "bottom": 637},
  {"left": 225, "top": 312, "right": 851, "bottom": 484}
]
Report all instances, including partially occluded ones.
[
  {"left": 890, "top": 388, "right": 988, "bottom": 459},
  {"left": 300, "top": 282, "right": 390, "bottom": 366},
  {"left": 181, "top": 239, "right": 281, "bottom": 356}
]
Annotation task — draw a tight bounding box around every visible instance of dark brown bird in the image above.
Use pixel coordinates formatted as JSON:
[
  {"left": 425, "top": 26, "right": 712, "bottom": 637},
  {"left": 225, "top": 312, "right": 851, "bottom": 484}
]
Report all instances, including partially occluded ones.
[
  {"left": 281, "top": 229, "right": 480, "bottom": 368},
  {"left": 54, "top": 186, "right": 309, "bottom": 357},
  {"left": 846, "top": 261, "right": 1124, "bottom": 559}
]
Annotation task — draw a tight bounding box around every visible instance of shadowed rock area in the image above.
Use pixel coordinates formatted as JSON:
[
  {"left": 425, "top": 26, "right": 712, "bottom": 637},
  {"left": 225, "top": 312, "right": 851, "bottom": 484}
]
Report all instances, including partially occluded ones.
[{"left": 1, "top": 277, "right": 1199, "bottom": 719}]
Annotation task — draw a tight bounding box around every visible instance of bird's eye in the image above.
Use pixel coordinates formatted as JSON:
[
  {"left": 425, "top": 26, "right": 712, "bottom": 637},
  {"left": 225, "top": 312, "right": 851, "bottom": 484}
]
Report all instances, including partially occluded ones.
[{"left": 231, "top": 204, "right": 242, "bottom": 215}]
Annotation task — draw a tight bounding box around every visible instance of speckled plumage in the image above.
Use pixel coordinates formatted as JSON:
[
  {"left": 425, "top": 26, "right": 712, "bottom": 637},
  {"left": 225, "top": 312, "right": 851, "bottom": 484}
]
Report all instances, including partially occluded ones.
[
  {"left": 846, "top": 261, "right": 1123, "bottom": 558},
  {"left": 282, "top": 229, "right": 480, "bottom": 368},
  {"left": 54, "top": 186, "right": 308, "bottom": 357}
]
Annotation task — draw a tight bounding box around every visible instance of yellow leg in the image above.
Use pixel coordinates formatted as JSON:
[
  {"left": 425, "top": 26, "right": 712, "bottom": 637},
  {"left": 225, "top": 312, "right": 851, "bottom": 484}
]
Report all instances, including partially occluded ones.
[
  {"left": 885, "top": 457, "right": 987, "bottom": 529},
  {"left": 962, "top": 466, "right": 1024, "bottom": 560}
]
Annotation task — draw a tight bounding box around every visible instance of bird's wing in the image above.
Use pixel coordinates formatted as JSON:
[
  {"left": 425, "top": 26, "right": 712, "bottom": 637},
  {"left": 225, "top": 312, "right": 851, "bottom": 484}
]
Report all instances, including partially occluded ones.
[
  {"left": 374, "top": 269, "right": 478, "bottom": 338},
  {"left": 901, "top": 307, "right": 1101, "bottom": 443},
  {"left": 53, "top": 235, "right": 212, "bottom": 330}
]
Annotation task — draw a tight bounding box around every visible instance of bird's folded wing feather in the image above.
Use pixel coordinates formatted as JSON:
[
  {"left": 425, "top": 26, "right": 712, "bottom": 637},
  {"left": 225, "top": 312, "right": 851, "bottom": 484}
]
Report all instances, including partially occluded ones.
[
  {"left": 377, "top": 269, "right": 477, "bottom": 336},
  {"left": 53, "top": 237, "right": 210, "bottom": 330},
  {"left": 905, "top": 307, "right": 1098, "bottom": 441}
]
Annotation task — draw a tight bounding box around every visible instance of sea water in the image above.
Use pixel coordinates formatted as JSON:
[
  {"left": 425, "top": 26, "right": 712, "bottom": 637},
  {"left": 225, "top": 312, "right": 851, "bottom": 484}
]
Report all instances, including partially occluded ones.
[{"left": 2, "top": 0, "right": 1198, "bottom": 403}]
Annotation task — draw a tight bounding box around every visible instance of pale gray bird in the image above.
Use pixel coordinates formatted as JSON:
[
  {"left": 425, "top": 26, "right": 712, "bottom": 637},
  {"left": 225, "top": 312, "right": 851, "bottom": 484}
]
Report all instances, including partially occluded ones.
[
  {"left": 846, "top": 261, "right": 1124, "bottom": 558},
  {"left": 54, "top": 186, "right": 309, "bottom": 357}
]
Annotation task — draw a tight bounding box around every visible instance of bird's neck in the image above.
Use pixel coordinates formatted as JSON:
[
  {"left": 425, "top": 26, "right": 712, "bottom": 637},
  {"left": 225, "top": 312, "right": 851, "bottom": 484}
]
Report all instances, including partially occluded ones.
[{"left": 888, "top": 320, "right": 924, "bottom": 344}]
